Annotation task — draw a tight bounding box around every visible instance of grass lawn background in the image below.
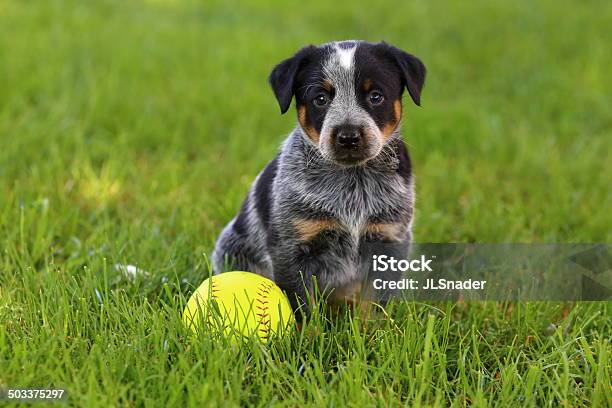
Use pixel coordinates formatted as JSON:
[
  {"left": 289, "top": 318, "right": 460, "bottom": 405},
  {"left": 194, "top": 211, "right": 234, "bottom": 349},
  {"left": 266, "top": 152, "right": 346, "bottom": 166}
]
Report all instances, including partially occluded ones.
[{"left": 0, "top": 0, "right": 610, "bottom": 406}]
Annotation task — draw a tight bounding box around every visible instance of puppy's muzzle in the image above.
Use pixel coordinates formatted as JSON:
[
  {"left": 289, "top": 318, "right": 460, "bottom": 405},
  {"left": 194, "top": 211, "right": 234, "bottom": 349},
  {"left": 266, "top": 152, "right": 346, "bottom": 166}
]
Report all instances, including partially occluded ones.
[
  {"left": 335, "top": 125, "right": 361, "bottom": 149},
  {"left": 332, "top": 124, "right": 367, "bottom": 164}
]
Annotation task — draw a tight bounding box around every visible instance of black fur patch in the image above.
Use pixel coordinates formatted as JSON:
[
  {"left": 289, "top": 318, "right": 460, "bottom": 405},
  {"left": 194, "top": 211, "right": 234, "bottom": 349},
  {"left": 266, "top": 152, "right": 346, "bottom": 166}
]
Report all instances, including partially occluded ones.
[
  {"left": 269, "top": 46, "right": 326, "bottom": 114},
  {"left": 254, "top": 155, "right": 278, "bottom": 228},
  {"left": 293, "top": 47, "right": 333, "bottom": 136},
  {"left": 368, "top": 42, "right": 426, "bottom": 106},
  {"left": 338, "top": 40, "right": 356, "bottom": 49},
  {"left": 232, "top": 198, "right": 250, "bottom": 235},
  {"left": 353, "top": 43, "right": 418, "bottom": 132},
  {"left": 394, "top": 137, "right": 412, "bottom": 184}
]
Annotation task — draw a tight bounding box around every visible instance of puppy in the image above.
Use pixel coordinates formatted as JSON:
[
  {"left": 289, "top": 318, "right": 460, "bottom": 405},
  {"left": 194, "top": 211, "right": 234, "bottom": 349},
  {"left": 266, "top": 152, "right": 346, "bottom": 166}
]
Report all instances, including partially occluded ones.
[{"left": 212, "top": 40, "right": 425, "bottom": 321}]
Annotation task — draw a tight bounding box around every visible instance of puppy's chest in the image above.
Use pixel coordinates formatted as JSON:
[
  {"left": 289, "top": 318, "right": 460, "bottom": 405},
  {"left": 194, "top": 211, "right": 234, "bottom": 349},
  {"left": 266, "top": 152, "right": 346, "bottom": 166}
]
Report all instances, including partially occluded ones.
[{"left": 294, "top": 169, "right": 411, "bottom": 229}]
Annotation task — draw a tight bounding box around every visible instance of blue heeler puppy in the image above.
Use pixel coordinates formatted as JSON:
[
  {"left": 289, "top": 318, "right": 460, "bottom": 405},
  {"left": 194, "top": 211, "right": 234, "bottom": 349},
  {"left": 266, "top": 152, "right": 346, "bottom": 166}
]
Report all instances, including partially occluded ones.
[{"left": 212, "top": 40, "right": 426, "bottom": 321}]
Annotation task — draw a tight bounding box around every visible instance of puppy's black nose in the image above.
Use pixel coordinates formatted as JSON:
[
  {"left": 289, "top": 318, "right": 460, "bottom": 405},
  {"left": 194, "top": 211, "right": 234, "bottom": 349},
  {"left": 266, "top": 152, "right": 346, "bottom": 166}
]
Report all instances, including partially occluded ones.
[{"left": 335, "top": 125, "right": 362, "bottom": 149}]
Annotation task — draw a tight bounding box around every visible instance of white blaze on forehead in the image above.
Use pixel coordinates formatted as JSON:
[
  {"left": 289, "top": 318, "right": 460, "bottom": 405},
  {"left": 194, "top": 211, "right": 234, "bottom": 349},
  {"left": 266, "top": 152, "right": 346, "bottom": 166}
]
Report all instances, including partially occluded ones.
[
  {"left": 321, "top": 40, "right": 366, "bottom": 126},
  {"left": 334, "top": 42, "right": 356, "bottom": 69}
]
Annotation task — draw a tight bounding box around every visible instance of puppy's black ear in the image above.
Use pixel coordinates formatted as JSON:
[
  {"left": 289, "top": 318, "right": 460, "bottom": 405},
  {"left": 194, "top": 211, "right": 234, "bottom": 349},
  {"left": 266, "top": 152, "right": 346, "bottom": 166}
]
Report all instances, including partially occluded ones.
[
  {"left": 385, "top": 44, "right": 426, "bottom": 106},
  {"left": 269, "top": 45, "right": 317, "bottom": 114}
]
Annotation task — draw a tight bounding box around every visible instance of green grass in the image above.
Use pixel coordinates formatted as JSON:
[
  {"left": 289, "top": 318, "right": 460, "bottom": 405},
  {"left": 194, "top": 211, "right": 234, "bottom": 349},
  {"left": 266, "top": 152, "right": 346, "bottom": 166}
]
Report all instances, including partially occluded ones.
[{"left": 0, "top": 0, "right": 610, "bottom": 406}]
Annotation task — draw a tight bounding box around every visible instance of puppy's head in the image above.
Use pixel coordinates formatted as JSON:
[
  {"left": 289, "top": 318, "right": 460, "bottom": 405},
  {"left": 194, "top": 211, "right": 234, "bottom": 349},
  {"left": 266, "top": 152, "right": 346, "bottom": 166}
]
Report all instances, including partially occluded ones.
[{"left": 269, "top": 41, "right": 426, "bottom": 166}]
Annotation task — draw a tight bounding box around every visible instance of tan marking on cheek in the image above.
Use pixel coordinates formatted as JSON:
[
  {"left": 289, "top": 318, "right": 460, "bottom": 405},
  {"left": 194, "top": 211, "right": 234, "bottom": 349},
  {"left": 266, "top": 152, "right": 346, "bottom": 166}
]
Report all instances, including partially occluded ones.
[
  {"left": 298, "top": 105, "right": 320, "bottom": 143},
  {"left": 298, "top": 105, "right": 306, "bottom": 126},
  {"left": 363, "top": 79, "right": 373, "bottom": 92},
  {"left": 293, "top": 218, "right": 341, "bottom": 242},
  {"left": 382, "top": 100, "right": 402, "bottom": 139},
  {"left": 394, "top": 99, "right": 402, "bottom": 122},
  {"left": 364, "top": 222, "right": 405, "bottom": 241}
]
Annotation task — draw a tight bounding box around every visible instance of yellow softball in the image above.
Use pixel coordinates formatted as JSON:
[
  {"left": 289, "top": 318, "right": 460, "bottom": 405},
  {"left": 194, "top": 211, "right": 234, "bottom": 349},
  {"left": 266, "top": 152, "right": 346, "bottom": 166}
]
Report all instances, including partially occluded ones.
[{"left": 183, "top": 271, "right": 294, "bottom": 342}]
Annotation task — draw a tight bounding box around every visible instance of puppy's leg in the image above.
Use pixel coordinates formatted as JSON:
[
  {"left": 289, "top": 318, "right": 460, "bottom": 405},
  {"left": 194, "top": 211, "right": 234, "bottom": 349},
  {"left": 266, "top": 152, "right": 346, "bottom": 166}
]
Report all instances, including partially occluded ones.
[
  {"left": 270, "top": 217, "right": 352, "bottom": 322},
  {"left": 270, "top": 254, "right": 314, "bottom": 323},
  {"left": 359, "top": 222, "right": 412, "bottom": 306}
]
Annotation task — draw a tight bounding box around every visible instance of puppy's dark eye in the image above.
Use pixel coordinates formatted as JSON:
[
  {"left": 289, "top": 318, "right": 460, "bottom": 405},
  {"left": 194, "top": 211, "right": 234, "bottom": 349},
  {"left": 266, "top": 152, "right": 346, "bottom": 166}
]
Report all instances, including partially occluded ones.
[
  {"left": 369, "top": 91, "right": 384, "bottom": 106},
  {"left": 313, "top": 93, "right": 330, "bottom": 107}
]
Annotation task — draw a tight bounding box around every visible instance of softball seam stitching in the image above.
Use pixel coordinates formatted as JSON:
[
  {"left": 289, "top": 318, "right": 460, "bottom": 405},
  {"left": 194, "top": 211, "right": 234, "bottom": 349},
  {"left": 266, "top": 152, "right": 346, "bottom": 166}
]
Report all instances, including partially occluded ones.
[
  {"left": 210, "top": 281, "right": 220, "bottom": 297},
  {"left": 255, "top": 282, "right": 273, "bottom": 340}
]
